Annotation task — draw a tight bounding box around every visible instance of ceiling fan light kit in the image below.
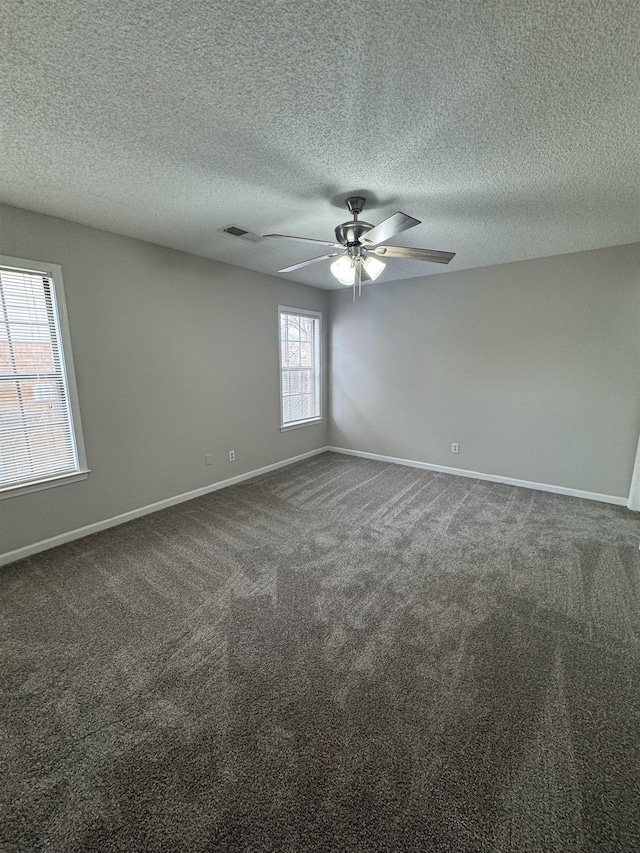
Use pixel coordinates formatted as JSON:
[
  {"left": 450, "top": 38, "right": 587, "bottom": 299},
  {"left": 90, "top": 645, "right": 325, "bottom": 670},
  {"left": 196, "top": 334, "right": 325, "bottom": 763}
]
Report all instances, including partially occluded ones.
[
  {"left": 330, "top": 254, "right": 386, "bottom": 286},
  {"left": 264, "top": 196, "right": 456, "bottom": 300}
]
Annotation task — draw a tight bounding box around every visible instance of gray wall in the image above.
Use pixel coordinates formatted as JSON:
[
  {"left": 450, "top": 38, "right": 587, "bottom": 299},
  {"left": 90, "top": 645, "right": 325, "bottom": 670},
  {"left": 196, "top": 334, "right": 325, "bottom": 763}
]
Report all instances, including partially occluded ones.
[
  {"left": 0, "top": 205, "right": 329, "bottom": 554},
  {"left": 2, "top": 203, "right": 637, "bottom": 558},
  {"left": 330, "top": 243, "right": 640, "bottom": 498}
]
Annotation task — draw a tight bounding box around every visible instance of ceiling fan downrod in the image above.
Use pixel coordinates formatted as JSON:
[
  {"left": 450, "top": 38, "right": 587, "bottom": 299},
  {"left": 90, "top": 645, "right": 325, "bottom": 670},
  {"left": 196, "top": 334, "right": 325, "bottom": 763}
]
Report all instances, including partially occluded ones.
[{"left": 335, "top": 197, "right": 374, "bottom": 247}]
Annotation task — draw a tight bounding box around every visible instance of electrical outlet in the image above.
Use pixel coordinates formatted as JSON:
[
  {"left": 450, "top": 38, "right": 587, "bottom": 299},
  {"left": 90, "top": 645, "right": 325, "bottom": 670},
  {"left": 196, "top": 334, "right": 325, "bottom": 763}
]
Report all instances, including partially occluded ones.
[
  {"left": 205, "top": 453, "right": 213, "bottom": 466},
  {"left": 228, "top": 450, "right": 235, "bottom": 462},
  {"left": 451, "top": 443, "right": 459, "bottom": 454}
]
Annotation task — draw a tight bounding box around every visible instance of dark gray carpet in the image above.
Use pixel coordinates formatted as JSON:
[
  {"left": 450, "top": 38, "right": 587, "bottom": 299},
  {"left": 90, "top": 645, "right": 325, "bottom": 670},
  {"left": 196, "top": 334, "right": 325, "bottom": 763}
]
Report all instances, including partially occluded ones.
[{"left": 1, "top": 452, "right": 640, "bottom": 852}]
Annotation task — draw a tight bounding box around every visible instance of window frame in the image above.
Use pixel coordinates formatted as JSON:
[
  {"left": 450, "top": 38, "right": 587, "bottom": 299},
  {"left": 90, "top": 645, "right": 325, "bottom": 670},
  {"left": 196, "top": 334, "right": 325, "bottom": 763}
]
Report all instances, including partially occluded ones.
[
  {"left": 278, "top": 306, "right": 323, "bottom": 431},
  {"left": 0, "top": 255, "right": 89, "bottom": 499}
]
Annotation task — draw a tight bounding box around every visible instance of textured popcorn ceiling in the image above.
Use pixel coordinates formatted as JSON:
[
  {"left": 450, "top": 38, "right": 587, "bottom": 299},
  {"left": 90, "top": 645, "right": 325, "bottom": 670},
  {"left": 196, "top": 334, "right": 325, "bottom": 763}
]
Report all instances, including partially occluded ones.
[{"left": 1, "top": 0, "right": 639, "bottom": 289}]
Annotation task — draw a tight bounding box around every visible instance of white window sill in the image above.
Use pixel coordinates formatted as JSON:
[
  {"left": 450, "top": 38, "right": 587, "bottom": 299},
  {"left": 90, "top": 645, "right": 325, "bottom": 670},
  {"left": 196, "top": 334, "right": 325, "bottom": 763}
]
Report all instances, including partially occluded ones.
[
  {"left": 0, "top": 469, "right": 90, "bottom": 500},
  {"left": 280, "top": 417, "right": 323, "bottom": 432}
]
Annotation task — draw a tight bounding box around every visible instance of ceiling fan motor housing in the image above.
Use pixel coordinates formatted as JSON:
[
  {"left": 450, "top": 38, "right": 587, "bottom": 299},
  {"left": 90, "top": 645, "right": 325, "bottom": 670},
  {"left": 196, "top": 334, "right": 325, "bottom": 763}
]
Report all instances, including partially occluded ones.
[{"left": 335, "top": 220, "right": 373, "bottom": 246}]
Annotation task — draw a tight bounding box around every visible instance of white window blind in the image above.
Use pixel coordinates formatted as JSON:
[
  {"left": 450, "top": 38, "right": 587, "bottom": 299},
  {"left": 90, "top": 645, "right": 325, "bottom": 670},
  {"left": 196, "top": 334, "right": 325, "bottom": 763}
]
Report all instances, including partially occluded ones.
[
  {"left": 0, "top": 265, "right": 81, "bottom": 491},
  {"left": 279, "top": 308, "right": 321, "bottom": 427}
]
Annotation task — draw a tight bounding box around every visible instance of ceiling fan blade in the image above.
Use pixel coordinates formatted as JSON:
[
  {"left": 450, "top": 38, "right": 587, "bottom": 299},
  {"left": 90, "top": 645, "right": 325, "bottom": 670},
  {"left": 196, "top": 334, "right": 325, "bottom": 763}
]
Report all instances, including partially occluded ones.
[
  {"left": 278, "top": 252, "right": 339, "bottom": 273},
  {"left": 264, "top": 233, "right": 340, "bottom": 248},
  {"left": 372, "top": 245, "right": 456, "bottom": 264},
  {"left": 360, "top": 212, "right": 421, "bottom": 246}
]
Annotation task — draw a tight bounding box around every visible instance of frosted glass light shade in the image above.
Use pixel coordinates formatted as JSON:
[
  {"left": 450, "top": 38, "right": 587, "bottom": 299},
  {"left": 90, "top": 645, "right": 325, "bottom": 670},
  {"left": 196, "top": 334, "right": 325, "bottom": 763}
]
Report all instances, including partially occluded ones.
[
  {"left": 330, "top": 255, "right": 355, "bottom": 285},
  {"left": 363, "top": 256, "right": 385, "bottom": 281}
]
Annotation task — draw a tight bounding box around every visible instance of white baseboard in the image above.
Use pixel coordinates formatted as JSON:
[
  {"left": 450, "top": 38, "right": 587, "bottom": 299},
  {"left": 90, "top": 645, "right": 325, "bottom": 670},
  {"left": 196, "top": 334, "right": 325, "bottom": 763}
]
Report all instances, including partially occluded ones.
[
  {"left": 326, "top": 446, "right": 629, "bottom": 507},
  {"left": 3, "top": 444, "right": 632, "bottom": 567},
  {"left": 0, "top": 447, "right": 330, "bottom": 568}
]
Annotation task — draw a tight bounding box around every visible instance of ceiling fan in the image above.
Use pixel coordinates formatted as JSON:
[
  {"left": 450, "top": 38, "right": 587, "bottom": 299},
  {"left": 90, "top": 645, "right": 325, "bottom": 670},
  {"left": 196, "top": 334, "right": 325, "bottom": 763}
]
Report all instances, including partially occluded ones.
[{"left": 264, "top": 196, "right": 455, "bottom": 298}]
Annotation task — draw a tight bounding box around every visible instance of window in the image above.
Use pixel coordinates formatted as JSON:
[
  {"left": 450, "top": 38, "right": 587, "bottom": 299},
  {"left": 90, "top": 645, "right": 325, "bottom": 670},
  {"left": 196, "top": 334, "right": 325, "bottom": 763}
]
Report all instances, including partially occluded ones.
[
  {"left": 0, "top": 256, "right": 87, "bottom": 497},
  {"left": 279, "top": 307, "right": 322, "bottom": 429}
]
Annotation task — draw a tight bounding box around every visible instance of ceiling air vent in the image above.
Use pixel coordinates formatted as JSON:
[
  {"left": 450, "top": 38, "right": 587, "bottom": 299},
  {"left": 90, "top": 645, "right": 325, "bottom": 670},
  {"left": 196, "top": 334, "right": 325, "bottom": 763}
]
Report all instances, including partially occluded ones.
[{"left": 221, "top": 225, "right": 262, "bottom": 242}]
